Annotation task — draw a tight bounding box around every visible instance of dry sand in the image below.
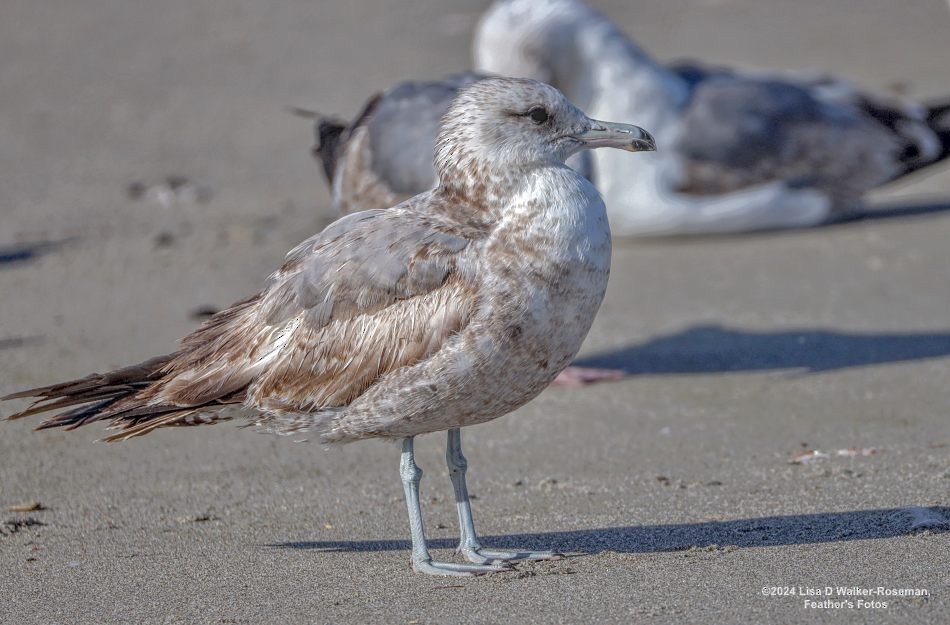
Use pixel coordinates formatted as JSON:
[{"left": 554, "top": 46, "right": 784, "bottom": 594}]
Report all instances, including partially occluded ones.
[{"left": 1, "top": 1, "right": 949, "bottom": 623}]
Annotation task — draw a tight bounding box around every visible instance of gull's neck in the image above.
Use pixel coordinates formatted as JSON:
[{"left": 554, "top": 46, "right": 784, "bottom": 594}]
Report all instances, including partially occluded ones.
[
  {"left": 434, "top": 134, "right": 555, "bottom": 213},
  {"left": 431, "top": 156, "right": 594, "bottom": 230},
  {"left": 436, "top": 159, "right": 521, "bottom": 211}
]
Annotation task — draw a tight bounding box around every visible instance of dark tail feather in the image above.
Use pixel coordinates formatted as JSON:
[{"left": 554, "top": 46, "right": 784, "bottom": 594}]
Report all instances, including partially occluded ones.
[
  {"left": 855, "top": 94, "right": 950, "bottom": 182},
  {"left": 312, "top": 93, "right": 383, "bottom": 186},
  {"left": 35, "top": 397, "right": 126, "bottom": 430},
  {"left": 3, "top": 355, "right": 173, "bottom": 403},
  {"left": 934, "top": 128, "right": 950, "bottom": 161},
  {"left": 893, "top": 127, "right": 950, "bottom": 182},
  {"left": 3, "top": 354, "right": 175, "bottom": 432},
  {"left": 925, "top": 98, "right": 950, "bottom": 164},
  {"left": 885, "top": 99, "right": 950, "bottom": 183},
  {"left": 9, "top": 388, "right": 130, "bottom": 420},
  {"left": 924, "top": 99, "right": 950, "bottom": 167},
  {"left": 314, "top": 119, "right": 347, "bottom": 183},
  {"left": 925, "top": 99, "right": 950, "bottom": 124}
]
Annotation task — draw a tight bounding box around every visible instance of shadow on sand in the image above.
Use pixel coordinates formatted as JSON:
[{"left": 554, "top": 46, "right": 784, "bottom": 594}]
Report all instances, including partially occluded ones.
[
  {"left": 0, "top": 239, "right": 73, "bottom": 267},
  {"left": 571, "top": 324, "right": 950, "bottom": 375},
  {"left": 269, "top": 507, "right": 948, "bottom": 554},
  {"left": 831, "top": 198, "right": 950, "bottom": 226},
  {"left": 266, "top": 202, "right": 950, "bottom": 557},
  {"left": 0, "top": 336, "right": 45, "bottom": 351}
]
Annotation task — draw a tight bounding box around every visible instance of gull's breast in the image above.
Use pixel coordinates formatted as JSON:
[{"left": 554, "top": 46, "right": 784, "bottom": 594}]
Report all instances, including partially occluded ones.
[{"left": 477, "top": 169, "right": 612, "bottom": 395}]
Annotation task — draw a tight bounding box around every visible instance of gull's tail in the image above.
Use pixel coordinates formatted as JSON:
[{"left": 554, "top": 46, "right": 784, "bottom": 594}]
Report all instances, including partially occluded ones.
[
  {"left": 3, "top": 295, "right": 266, "bottom": 441},
  {"left": 314, "top": 119, "right": 347, "bottom": 183},
  {"left": 926, "top": 98, "right": 950, "bottom": 124},
  {"left": 3, "top": 353, "right": 242, "bottom": 442},
  {"left": 3, "top": 355, "right": 174, "bottom": 433},
  {"left": 921, "top": 98, "right": 950, "bottom": 167},
  {"left": 865, "top": 96, "right": 950, "bottom": 183},
  {"left": 312, "top": 94, "right": 382, "bottom": 187}
]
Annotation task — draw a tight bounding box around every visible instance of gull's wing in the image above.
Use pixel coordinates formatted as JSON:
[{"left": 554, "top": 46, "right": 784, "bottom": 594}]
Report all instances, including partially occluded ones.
[
  {"left": 672, "top": 73, "right": 899, "bottom": 198},
  {"left": 802, "top": 75, "right": 950, "bottom": 182},
  {"left": 671, "top": 68, "right": 949, "bottom": 198},
  {"left": 6, "top": 204, "right": 482, "bottom": 439}
]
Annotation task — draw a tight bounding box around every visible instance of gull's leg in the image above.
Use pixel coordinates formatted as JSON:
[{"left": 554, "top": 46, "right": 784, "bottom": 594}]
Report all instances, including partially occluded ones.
[
  {"left": 447, "top": 428, "right": 562, "bottom": 565},
  {"left": 399, "top": 437, "right": 510, "bottom": 576}
]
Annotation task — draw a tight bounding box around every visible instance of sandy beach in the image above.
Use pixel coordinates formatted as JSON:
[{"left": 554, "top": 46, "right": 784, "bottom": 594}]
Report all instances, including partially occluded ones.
[{"left": 1, "top": 1, "right": 949, "bottom": 623}]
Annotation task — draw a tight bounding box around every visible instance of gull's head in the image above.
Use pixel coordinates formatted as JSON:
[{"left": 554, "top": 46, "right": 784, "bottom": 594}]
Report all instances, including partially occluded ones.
[
  {"left": 434, "top": 77, "right": 654, "bottom": 182},
  {"left": 473, "top": 0, "right": 596, "bottom": 85}
]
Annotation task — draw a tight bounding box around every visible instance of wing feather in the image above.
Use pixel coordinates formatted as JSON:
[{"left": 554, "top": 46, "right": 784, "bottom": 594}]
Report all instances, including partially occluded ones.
[
  {"left": 5, "top": 194, "right": 482, "bottom": 439},
  {"left": 674, "top": 72, "right": 899, "bottom": 198},
  {"left": 135, "top": 205, "right": 479, "bottom": 418}
]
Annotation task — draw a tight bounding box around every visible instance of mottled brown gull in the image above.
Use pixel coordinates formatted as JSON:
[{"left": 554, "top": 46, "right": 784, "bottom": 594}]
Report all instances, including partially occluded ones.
[
  {"left": 3, "top": 77, "right": 655, "bottom": 576},
  {"left": 475, "top": 0, "right": 950, "bottom": 236},
  {"left": 313, "top": 72, "right": 620, "bottom": 387}
]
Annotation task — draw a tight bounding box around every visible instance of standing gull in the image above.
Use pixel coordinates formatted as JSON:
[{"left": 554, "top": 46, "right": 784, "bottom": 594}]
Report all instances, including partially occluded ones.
[
  {"left": 314, "top": 73, "right": 615, "bottom": 387},
  {"left": 475, "top": 0, "right": 950, "bottom": 236},
  {"left": 3, "top": 78, "right": 655, "bottom": 576}
]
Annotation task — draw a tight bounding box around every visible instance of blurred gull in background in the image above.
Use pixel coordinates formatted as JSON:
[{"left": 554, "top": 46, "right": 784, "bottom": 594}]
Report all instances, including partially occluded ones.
[{"left": 474, "top": 0, "right": 950, "bottom": 236}]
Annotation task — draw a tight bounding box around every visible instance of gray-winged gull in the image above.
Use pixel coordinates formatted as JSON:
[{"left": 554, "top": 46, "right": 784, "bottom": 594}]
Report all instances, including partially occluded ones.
[
  {"left": 3, "top": 78, "right": 655, "bottom": 576},
  {"left": 474, "top": 0, "right": 950, "bottom": 236}
]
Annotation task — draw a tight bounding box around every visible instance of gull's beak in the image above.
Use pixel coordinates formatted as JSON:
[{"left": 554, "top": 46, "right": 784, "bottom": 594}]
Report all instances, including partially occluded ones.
[{"left": 574, "top": 120, "right": 656, "bottom": 152}]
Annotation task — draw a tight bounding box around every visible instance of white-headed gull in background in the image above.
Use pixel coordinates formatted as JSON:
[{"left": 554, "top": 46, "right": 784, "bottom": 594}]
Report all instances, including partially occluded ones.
[{"left": 474, "top": 0, "right": 950, "bottom": 236}]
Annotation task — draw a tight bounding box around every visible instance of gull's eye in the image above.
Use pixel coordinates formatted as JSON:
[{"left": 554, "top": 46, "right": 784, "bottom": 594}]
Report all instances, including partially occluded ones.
[{"left": 526, "top": 106, "right": 550, "bottom": 124}]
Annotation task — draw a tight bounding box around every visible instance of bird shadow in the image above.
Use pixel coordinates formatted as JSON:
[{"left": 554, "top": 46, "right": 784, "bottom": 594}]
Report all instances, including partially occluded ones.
[
  {"left": 830, "top": 198, "right": 950, "bottom": 226},
  {"left": 0, "top": 335, "right": 45, "bottom": 351},
  {"left": 0, "top": 238, "right": 73, "bottom": 267},
  {"left": 268, "top": 507, "right": 948, "bottom": 554},
  {"left": 571, "top": 324, "right": 950, "bottom": 376}
]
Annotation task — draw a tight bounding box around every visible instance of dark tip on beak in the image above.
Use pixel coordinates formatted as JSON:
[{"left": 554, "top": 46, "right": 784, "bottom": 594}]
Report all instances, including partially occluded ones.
[{"left": 575, "top": 120, "right": 656, "bottom": 152}]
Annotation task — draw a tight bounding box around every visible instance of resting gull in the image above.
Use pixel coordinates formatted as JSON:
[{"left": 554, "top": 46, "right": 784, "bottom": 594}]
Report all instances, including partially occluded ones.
[
  {"left": 3, "top": 78, "right": 656, "bottom": 576},
  {"left": 474, "top": 0, "right": 950, "bottom": 236}
]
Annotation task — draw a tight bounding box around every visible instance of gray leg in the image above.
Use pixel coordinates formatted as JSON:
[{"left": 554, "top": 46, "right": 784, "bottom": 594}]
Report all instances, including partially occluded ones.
[
  {"left": 446, "top": 428, "right": 562, "bottom": 565},
  {"left": 399, "top": 437, "right": 510, "bottom": 576}
]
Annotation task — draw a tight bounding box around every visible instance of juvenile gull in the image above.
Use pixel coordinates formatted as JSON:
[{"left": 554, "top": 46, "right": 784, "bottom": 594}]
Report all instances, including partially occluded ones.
[
  {"left": 314, "top": 76, "right": 613, "bottom": 386},
  {"left": 473, "top": 0, "right": 950, "bottom": 236},
  {"left": 3, "top": 78, "right": 655, "bottom": 576}
]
